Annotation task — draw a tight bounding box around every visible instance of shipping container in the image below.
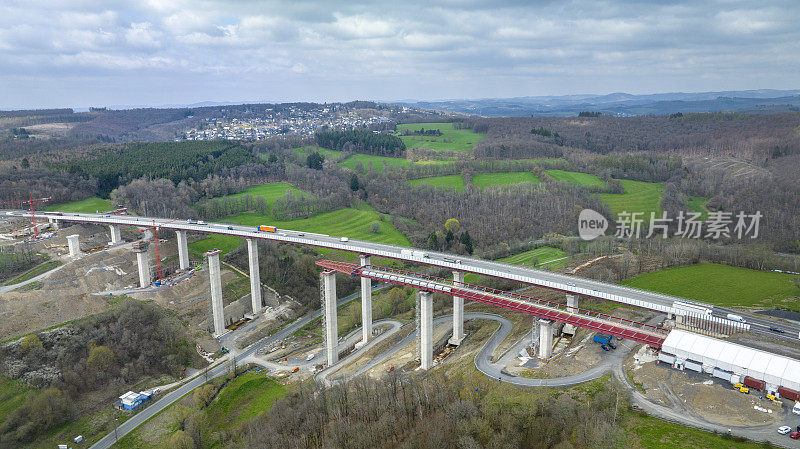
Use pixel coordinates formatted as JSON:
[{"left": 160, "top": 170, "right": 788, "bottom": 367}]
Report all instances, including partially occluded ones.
[
  {"left": 658, "top": 352, "right": 676, "bottom": 364},
  {"left": 779, "top": 386, "right": 800, "bottom": 401},
  {"left": 743, "top": 376, "right": 766, "bottom": 391},
  {"left": 685, "top": 359, "right": 702, "bottom": 372},
  {"left": 593, "top": 333, "right": 613, "bottom": 344},
  {"left": 259, "top": 225, "right": 277, "bottom": 232}
]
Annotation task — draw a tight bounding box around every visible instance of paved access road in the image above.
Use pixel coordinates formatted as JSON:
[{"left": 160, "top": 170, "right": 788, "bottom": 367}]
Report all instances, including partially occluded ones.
[{"left": 88, "top": 283, "right": 378, "bottom": 449}]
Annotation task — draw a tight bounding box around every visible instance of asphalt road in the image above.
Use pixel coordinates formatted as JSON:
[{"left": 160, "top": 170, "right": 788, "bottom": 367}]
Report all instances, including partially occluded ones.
[
  {"left": 8, "top": 210, "right": 685, "bottom": 313},
  {"left": 88, "top": 284, "right": 381, "bottom": 449}
]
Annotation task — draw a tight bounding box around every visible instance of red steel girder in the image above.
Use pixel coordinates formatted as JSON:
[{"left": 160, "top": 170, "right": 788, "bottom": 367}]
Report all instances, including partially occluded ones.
[{"left": 315, "top": 259, "right": 666, "bottom": 348}]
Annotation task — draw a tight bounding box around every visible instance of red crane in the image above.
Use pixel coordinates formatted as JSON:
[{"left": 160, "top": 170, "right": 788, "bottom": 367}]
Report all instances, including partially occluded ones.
[
  {"left": 0, "top": 194, "right": 51, "bottom": 238},
  {"left": 150, "top": 217, "right": 181, "bottom": 281}
]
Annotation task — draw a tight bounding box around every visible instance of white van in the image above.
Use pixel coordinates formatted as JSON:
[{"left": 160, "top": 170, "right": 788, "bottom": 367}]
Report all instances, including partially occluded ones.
[
  {"left": 726, "top": 313, "right": 746, "bottom": 323},
  {"left": 793, "top": 402, "right": 800, "bottom": 415}
]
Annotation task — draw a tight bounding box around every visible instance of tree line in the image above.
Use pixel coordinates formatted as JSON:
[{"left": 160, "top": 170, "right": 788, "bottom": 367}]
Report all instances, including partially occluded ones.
[{"left": 315, "top": 130, "right": 405, "bottom": 157}]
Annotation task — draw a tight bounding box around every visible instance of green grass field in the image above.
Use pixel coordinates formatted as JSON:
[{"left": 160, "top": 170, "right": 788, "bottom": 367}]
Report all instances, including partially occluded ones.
[
  {"left": 2, "top": 260, "right": 62, "bottom": 286},
  {"left": 546, "top": 169, "right": 604, "bottom": 186},
  {"left": 45, "top": 197, "right": 113, "bottom": 213},
  {"left": 687, "top": 196, "right": 710, "bottom": 220},
  {"left": 471, "top": 172, "right": 540, "bottom": 189},
  {"left": 600, "top": 179, "right": 664, "bottom": 219},
  {"left": 188, "top": 234, "right": 242, "bottom": 258},
  {"left": 227, "top": 182, "right": 303, "bottom": 206},
  {"left": 206, "top": 371, "right": 286, "bottom": 428},
  {"left": 408, "top": 174, "right": 466, "bottom": 191},
  {"left": 501, "top": 246, "right": 569, "bottom": 268},
  {"left": 397, "top": 122, "right": 485, "bottom": 152},
  {"left": 341, "top": 154, "right": 411, "bottom": 173},
  {"left": 227, "top": 205, "right": 410, "bottom": 246},
  {"left": 622, "top": 263, "right": 800, "bottom": 308},
  {"left": 625, "top": 410, "right": 766, "bottom": 449},
  {"left": 464, "top": 246, "right": 569, "bottom": 284}
]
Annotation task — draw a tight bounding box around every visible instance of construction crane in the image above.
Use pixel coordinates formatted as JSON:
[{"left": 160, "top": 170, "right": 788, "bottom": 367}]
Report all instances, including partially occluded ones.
[
  {"left": 0, "top": 194, "right": 51, "bottom": 238},
  {"left": 150, "top": 217, "right": 181, "bottom": 281}
]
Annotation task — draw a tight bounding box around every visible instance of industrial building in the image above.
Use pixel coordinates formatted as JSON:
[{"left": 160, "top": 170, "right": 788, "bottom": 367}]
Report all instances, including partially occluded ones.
[{"left": 659, "top": 329, "right": 800, "bottom": 400}]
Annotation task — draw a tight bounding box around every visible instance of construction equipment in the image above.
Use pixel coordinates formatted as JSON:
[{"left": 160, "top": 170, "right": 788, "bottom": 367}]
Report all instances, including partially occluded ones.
[{"left": 0, "top": 195, "right": 51, "bottom": 239}]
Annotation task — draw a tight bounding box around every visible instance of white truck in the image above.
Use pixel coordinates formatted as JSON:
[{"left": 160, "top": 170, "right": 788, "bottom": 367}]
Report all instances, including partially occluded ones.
[{"left": 726, "top": 313, "right": 746, "bottom": 323}]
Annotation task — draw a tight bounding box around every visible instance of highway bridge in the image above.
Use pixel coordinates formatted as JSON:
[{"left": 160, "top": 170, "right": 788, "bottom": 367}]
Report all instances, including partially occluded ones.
[{"left": 5, "top": 210, "right": 797, "bottom": 347}]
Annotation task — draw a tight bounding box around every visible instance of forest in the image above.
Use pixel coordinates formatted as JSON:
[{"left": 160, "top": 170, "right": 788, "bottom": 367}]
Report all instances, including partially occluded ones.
[
  {"left": 229, "top": 374, "right": 625, "bottom": 449},
  {"left": 314, "top": 129, "right": 406, "bottom": 156},
  {"left": 0, "top": 300, "right": 197, "bottom": 447},
  {"left": 60, "top": 141, "right": 258, "bottom": 196}
]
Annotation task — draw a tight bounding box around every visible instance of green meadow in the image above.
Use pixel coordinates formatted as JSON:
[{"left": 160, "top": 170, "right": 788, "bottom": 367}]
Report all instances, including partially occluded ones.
[
  {"left": 397, "top": 122, "right": 485, "bottom": 152},
  {"left": 472, "top": 172, "right": 540, "bottom": 189}
]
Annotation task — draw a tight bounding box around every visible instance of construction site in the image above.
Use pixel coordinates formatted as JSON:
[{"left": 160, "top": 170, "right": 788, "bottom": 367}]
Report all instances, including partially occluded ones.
[{"left": 2, "top": 206, "right": 800, "bottom": 448}]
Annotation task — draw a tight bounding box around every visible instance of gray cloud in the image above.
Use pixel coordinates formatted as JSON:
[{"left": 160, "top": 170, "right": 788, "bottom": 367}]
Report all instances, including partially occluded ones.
[{"left": 0, "top": 0, "right": 798, "bottom": 108}]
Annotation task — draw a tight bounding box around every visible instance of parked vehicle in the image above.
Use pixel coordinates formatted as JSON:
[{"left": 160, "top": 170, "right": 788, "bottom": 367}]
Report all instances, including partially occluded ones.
[
  {"left": 792, "top": 402, "right": 800, "bottom": 415},
  {"left": 769, "top": 326, "right": 784, "bottom": 333},
  {"left": 259, "top": 225, "right": 277, "bottom": 232},
  {"left": 726, "top": 313, "right": 746, "bottom": 323},
  {"left": 600, "top": 344, "right": 610, "bottom": 351},
  {"left": 291, "top": 367, "right": 300, "bottom": 373},
  {"left": 738, "top": 386, "right": 750, "bottom": 394},
  {"left": 778, "top": 426, "right": 791, "bottom": 435},
  {"left": 607, "top": 342, "right": 617, "bottom": 350},
  {"left": 790, "top": 431, "right": 800, "bottom": 440}
]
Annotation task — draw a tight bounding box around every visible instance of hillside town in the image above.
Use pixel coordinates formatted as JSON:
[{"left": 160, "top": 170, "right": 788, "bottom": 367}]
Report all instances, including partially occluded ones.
[{"left": 179, "top": 103, "right": 398, "bottom": 141}]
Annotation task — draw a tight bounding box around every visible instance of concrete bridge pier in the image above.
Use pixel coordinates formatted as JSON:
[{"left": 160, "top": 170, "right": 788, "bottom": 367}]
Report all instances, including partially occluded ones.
[
  {"left": 538, "top": 319, "right": 553, "bottom": 360},
  {"left": 358, "top": 254, "right": 373, "bottom": 347},
  {"left": 67, "top": 234, "right": 80, "bottom": 258},
  {"left": 206, "top": 249, "right": 225, "bottom": 337},
  {"left": 448, "top": 271, "right": 465, "bottom": 345},
  {"left": 176, "top": 230, "right": 190, "bottom": 270},
  {"left": 108, "top": 225, "right": 122, "bottom": 246},
  {"left": 566, "top": 294, "right": 578, "bottom": 313},
  {"left": 322, "top": 270, "right": 338, "bottom": 366},
  {"left": 419, "top": 290, "right": 434, "bottom": 370},
  {"left": 133, "top": 245, "right": 150, "bottom": 288},
  {"left": 246, "top": 238, "right": 262, "bottom": 315}
]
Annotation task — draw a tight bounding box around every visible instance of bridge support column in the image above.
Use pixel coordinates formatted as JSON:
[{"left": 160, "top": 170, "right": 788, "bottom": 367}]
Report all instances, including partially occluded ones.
[
  {"left": 247, "top": 239, "right": 262, "bottom": 315},
  {"left": 538, "top": 319, "right": 553, "bottom": 360},
  {"left": 566, "top": 294, "right": 578, "bottom": 313},
  {"left": 358, "top": 255, "right": 373, "bottom": 346},
  {"left": 108, "top": 225, "right": 122, "bottom": 246},
  {"left": 176, "top": 230, "right": 190, "bottom": 271},
  {"left": 419, "top": 290, "right": 434, "bottom": 370},
  {"left": 67, "top": 234, "right": 80, "bottom": 258},
  {"left": 448, "top": 271, "right": 465, "bottom": 345},
  {"left": 134, "top": 250, "right": 150, "bottom": 288},
  {"left": 322, "top": 271, "right": 338, "bottom": 366},
  {"left": 206, "top": 250, "right": 225, "bottom": 337}
]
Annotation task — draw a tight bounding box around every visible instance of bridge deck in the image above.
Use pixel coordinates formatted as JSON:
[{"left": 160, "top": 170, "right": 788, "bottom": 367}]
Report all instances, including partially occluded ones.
[{"left": 316, "top": 260, "right": 667, "bottom": 348}]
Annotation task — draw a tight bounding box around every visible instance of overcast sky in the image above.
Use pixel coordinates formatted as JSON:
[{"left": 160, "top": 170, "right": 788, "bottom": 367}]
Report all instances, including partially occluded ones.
[{"left": 1, "top": 0, "right": 798, "bottom": 109}]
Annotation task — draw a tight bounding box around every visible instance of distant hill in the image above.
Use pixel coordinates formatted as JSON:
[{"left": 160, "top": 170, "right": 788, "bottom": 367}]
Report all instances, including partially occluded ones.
[{"left": 392, "top": 90, "right": 800, "bottom": 117}]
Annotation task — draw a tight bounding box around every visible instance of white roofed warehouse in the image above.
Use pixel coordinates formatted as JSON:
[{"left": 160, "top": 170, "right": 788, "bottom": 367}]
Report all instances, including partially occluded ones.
[{"left": 658, "top": 329, "right": 800, "bottom": 400}]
